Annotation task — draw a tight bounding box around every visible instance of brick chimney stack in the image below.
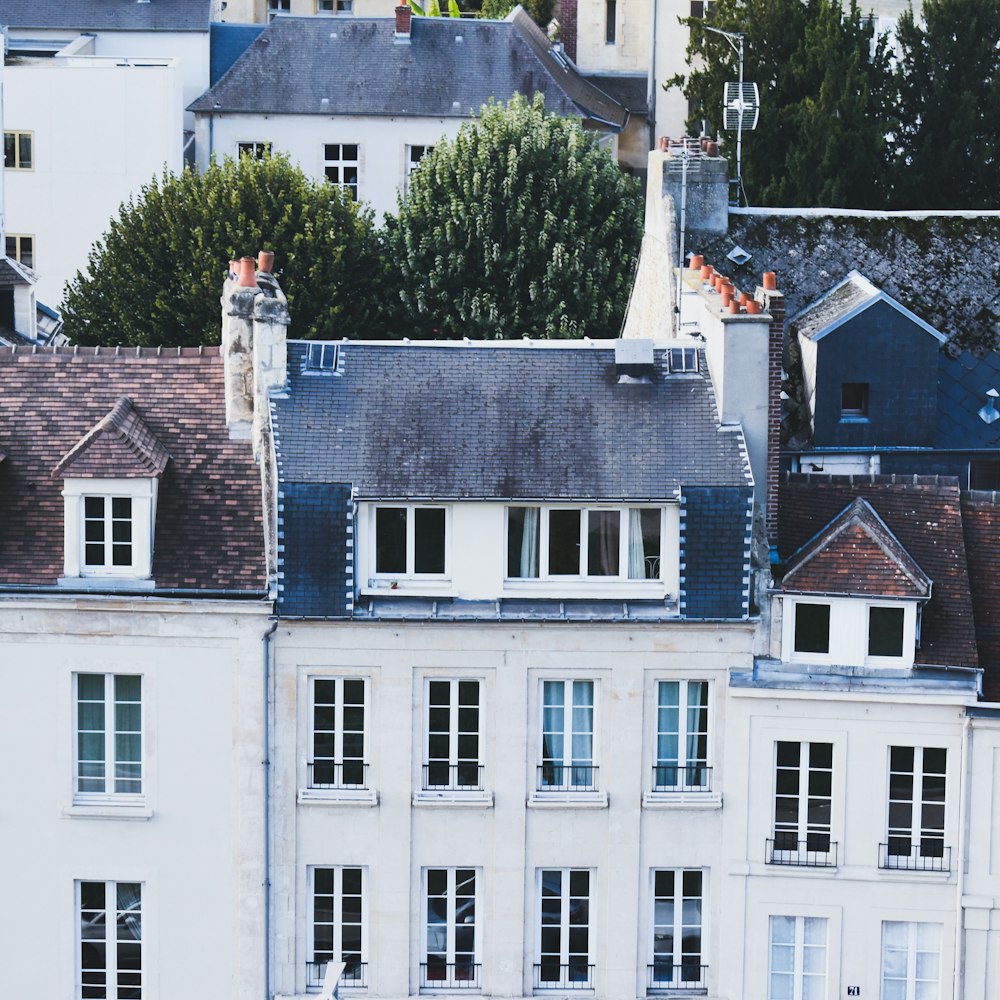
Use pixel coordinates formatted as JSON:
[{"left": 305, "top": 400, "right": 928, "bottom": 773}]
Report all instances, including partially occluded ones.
[
  {"left": 755, "top": 272, "right": 786, "bottom": 555},
  {"left": 395, "top": 4, "right": 411, "bottom": 37},
  {"left": 557, "top": 0, "right": 578, "bottom": 61}
]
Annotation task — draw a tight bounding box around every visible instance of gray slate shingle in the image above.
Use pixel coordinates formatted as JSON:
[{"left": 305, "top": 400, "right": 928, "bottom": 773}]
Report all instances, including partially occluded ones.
[{"left": 0, "top": 0, "right": 212, "bottom": 31}]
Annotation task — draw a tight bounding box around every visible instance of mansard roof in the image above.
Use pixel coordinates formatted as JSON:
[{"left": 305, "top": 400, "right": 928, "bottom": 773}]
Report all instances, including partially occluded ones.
[
  {"left": 189, "top": 10, "right": 627, "bottom": 128},
  {"left": 54, "top": 397, "right": 171, "bottom": 479},
  {"left": 778, "top": 474, "right": 978, "bottom": 669},
  {"left": 0, "top": 347, "right": 265, "bottom": 592},
  {"left": 781, "top": 496, "right": 931, "bottom": 599},
  {"left": 0, "top": 0, "right": 213, "bottom": 32}
]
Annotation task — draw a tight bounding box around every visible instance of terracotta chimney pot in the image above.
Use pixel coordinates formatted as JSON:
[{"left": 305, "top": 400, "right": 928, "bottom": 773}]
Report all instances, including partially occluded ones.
[
  {"left": 745, "top": 299, "right": 762, "bottom": 315},
  {"left": 258, "top": 250, "right": 275, "bottom": 274},
  {"left": 237, "top": 256, "right": 257, "bottom": 288},
  {"left": 763, "top": 271, "right": 778, "bottom": 291},
  {"left": 689, "top": 254, "right": 704, "bottom": 271}
]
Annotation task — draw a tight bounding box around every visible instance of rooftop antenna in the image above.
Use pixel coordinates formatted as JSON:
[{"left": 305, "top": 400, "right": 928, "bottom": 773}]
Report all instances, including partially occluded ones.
[
  {"left": 702, "top": 25, "right": 759, "bottom": 206},
  {"left": 664, "top": 137, "right": 701, "bottom": 334}
]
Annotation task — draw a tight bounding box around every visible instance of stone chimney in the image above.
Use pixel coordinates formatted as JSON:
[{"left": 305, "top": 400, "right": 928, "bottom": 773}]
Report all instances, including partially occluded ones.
[
  {"left": 557, "top": 0, "right": 578, "bottom": 61},
  {"left": 755, "top": 272, "right": 786, "bottom": 556},
  {"left": 395, "top": 4, "right": 411, "bottom": 38},
  {"left": 221, "top": 251, "right": 289, "bottom": 460},
  {"left": 658, "top": 138, "right": 729, "bottom": 235}
]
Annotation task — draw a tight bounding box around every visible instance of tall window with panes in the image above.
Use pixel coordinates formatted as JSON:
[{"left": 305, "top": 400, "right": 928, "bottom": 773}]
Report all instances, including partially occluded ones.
[
  {"left": 539, "top": 680, "right": 596, "bottom": 792},
  {"left": 654, "top": 680, "right": 710, "bottom": 791},
  {"left": 650, "top": 870, "right": 705, "bottom": 990},
  {"left": 79, "top": 880, "right": 142, "bottom": 999},
  {"left": 325, "top": 144, "right": 359, "bottom": 200},
  {"left": 423, "top": 868, "right": 479, "bottom": 987},
  {"left": 310, "top": 677, "right": 367, "bottom": 789},
  {"left": 310, "top": 867, "right": 366, "bottom": 988},
  {"left": 83, "top": 496, "right": 134, "bottom": 573},
  {"left": 884, "top": 746, "right": 947, "bottom": 870},
  {"left": 537, "top": 869, "right": 591, "bottom": 989},
  {"left": 771, "top": 741, "right": 834, "bottom": 864},
  {"left": 425, "top": 679, "right": 482, "bottom": 790},
  {"left": 768, "top": 916, "right": 826, "bottom": 1000},
  {"left": 76, "top": 674, "right": 141, "bottom": 800},
  {"left": 880, "top": 922, "right": 941, "bottom": 1000}
]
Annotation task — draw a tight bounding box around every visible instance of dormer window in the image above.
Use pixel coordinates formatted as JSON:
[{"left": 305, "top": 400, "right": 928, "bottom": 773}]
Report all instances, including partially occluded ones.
[
  {"left": 373, "top": 505, "right": 447, "bottom": 578},
  {"left": 840, "top": 382, "right": 869, "bottom": 419},
  {"left": 868, "top": 606, "right": 904, "bottom": 658},
  {"left": 792, "top": 602, "right": 830, "bottom": 655},
  {"left": 55, "top": 398, "right": 169, "bottom": 587}
]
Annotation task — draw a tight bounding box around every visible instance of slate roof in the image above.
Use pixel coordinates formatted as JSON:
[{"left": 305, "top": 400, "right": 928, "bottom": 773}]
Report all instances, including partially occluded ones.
[
  {"left": 271, "top": 341, "right": 751, "bottom": 498},
  {"left": 937, "top": 349, "right": 1000, "bottom": 450},
  {"left": 778, "top": 474, "right": 978, "bottom": 669},
  {"left": 583, "top": 74, "right": 648, "bottom": 114},
  {"left": 0, "top": 347, "right": 266, "bottom": 592},
  {"left": 694, "top": 212, "right": 1000, "bottom": 354},
  {"left": 209, "top": 21, "right": 265, "bottom": 86},
  {"left": 0, "top": 257, "right": 35, "bottom": 288},
  {"left": 0, "top": 0, "right": 212, "bottom": 31},
  {"left": 781, "top": 497, "right": 931, "bottom": 599},
  {"left": 961, "top": 491, "right": 1000, "bottom": 700},
  {"left": 189, "top": 9, "right": 627, "bottom": 127}
]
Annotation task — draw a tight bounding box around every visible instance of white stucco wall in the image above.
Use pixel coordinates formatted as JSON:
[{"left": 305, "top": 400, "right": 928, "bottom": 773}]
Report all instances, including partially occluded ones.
[
  {"left": 196, "top": 112, "right": 467, "bottom": 222},
  {"left": 0, "top": 596, "right": 270, "bottom": 1000},
  {"left": 270, "top": 618, "right": 753, "bottom": 1000},
  {"left": 221, "top": 0, "right": 399, "bottom": 22},
  {"left": 3, "top": 56, "right": 183, "bottom": 307},
  {"left": 573, "top": 0, "right": 651, "bottom": 75}
]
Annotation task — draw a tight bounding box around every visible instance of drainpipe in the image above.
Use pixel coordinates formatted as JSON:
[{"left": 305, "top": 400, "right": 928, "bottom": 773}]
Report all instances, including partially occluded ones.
[
  {"left": 263, "top": 617, "right": 279, "bottom": 1000},
  {"left": 953, "top": 713, "right": 971, "bottom": 1000},
  {"left": 647, "top": 0, "right": 657, "bottom": 150}
]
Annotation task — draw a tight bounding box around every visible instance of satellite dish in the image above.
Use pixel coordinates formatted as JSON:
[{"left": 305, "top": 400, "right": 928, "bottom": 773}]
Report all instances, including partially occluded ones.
[{"left": 723, "top": 82, "right": 760, "bottom": 131}]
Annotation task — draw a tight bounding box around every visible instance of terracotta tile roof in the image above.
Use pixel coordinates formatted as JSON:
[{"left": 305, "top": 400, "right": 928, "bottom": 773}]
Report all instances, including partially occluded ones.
[
  {"left": 778, "top": 474, "right": 978, "bottom": 669},
  {"left": 0, "top": 347, "right": 266, "bottom": 592},
  {"left": 54, "top": 397, "right": 171, "bottom": 479},
  {"left": 782, "top": 497, "right": 932, "bottom": 599},
  {"left": 960, "top": 491, "right": 1000, "bottom": 700}
]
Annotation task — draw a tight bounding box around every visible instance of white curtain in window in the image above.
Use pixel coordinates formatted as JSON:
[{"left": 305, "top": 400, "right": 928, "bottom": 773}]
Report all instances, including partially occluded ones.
[
  {"left": 627, "top": 509, "right": 645, "bottom": 579},
  {"left": 520, "top": 507, "right": 539, "bottom": 578}
]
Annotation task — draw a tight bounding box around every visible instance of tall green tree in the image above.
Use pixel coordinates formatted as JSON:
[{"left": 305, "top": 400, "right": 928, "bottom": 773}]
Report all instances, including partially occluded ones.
[
  {"left": 386, "top": 94, "right": 643, "bottom": 339},
  {"left": 669, "top": 0, "right": 897, "bottom": 207},
  {"left": 892, "top": 0, "right": 1000, "bottom": 209},
  {"left": 61, "top": 154, "right": 387, "bottom": 347}
]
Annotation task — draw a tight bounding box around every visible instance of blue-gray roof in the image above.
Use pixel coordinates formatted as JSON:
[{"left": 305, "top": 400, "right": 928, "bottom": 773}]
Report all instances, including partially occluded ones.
[
  {"left": 209, "top": 21, "right": 265, "bottom": 86},
  {"left": 189, "top": 9, "right": 627, "bottom": 127},
  {"left": 271, "top": 342, "right": 751, "bottom": 499},
  {"left": 0, "top": 0, "right": 212, "bottom": 31},
  {"left": 937, "top": 349, "right": 1000, "bottom": 450}
]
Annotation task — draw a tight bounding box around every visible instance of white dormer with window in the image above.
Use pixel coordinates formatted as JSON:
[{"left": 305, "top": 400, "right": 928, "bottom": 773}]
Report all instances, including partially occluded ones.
[
  {"left": 357, "top": 501, "right": 680, "bottom": 601},
  {"left": 55, "top": 398, "right": 169, "bottom": 587},
  {"left": 778, "top": 498, "right": 931, "bottom": 669}
]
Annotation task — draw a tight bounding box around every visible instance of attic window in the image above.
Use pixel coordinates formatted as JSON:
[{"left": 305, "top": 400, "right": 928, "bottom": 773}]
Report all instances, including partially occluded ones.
[
  {"left": 793, "top": 602, "right": 830, "bottom": 655},
  {"left": 868, "top": 606, "right": 905, "bottom": 658},
  {"left": 303, "top": 342, "right": 340, "bottom": 374},
  {"left": 668, "top": 348, "right": 699, "bottom": 374},
  {"left": 840, "top": 382, "right": 869, "bottom": 418}
]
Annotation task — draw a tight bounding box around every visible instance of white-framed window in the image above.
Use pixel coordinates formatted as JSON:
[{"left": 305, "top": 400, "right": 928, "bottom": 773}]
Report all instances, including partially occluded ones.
[
  {"left": 325, "top": 144, "right": 359, "bottom": 200},
  {"left": 771, "top": 741, "right": 834, "bottom": 864},
  {"left": 792, "top": 602, "right": 830, "bottom": 655},
  {"left": 881, "top": 922, "right": 941, "bottom": 1000},
  {"left": 75, "top": 674, "right": 142, "bottom": 800},
  {"left": 786, "top": 597, "right": 916, "bottom": 667},
  {"left": 237, "top": 141, "right": 272, "bottom": 159},
  {"left": 309, "top": 677, "right": 368, "bottom": 790},
  {"left": 869, "top": 605, "right": 905, "bottom": 658},
  {"left": 405, "top": 144, "right": 433, "bottom": 194},
  {"left": 425, "top": 679, "right": 482, "bottom": 791},
  {"left": 653, "top": 680, "right": 710, "bottom": 792},
  {"left": 539, "top": 679, "right": 597, "bottom": 792},
  {"left": 536, "top": 869, "right": 592, "bottom": 989},
  {"left": 6, "top": 233, "right": 34, "bottom": 268},
  {"left": 649, "top": 869, "right": 705, "bottom": 991},
  {"left": 267, "top": 0, "right": 290, "bottom": 19},
  {"left": 506, "top": 506, "right": 664, "bottom": 581},
  {"left": 62, "top": 478, "right": 157, "bottom": 582},
  {"left": 668, "top": 348, "right": 699, "bottom": 374},
  {"left": 4, "top": 130, "right": 33, "bottom": 169},
  {"left": 372, "top": 504, "right": 448, "bottom": 579},
  {"left": 423, "top": 868, "right": 479, "bottom": 988},
  {"left": 78, "top": 880, "right": 143, "bottom": 999},
  {"left": 309, "top": 867, "right": 367, "bottom": 990},
  {"left": 767, "top": 915, "right": 826, "bottom": 1000},
  {"left": 884, "top": 746, "right": 948, "bottom": 870}
]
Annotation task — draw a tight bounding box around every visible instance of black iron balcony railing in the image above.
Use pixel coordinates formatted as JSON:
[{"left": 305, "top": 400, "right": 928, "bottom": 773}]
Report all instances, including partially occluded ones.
[
  {"left": 879, "top": 840, "right": 951, "bottom": 873},
  {"left": 533, "top": 962, "right": 595, "bottom": 990},
  {"left": 766, "top": 836, "right": 838, "bottom": 867},
  {"left": 419, "top": 961, "right": 481, "bottom": 989},
  {"left": 306, "top": 959, "right": 368, "bottom": 990},
  {"left": 651, "top": 764, "right": 712, "bottom": 793},
  {"left": 536, "top": 764, "right": 599, "bottom": 793},
  {"left": 422, "top": 763, "right": 485, "bottom": 792},
  {"left": 307, "top": 761, "right": 369, "bottom": 790},
  {"left": 646, "top": 962, "right": 708, "bottom": 993}
]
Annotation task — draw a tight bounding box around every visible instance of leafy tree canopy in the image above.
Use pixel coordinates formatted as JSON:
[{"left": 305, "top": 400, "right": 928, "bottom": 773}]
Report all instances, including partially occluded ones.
[
  {"left": 387, "top": 93, "right": 643, "bottom": 339},
  {"left": 480, "top": 0, "right": 555, "bottom": 28},
  {"left": 668, "top": 0, "right": 896, "bottom": 208},
  {"left": 893, "top": 0, "right": 1000, "bottom": 209},
  {"left": 61, "top": 153, "right": 387, "bottom": 347}
]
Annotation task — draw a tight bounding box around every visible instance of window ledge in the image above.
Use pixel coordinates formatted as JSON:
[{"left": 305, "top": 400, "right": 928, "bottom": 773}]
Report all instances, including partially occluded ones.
[
  {"left": 642, "top": 791, "right": 722, "bottom": 810},
  {"left": 297, "top": 787, "right": 379, "bottom": 807},
  {"left": 527, "top": 791, "right": 609, "bottom": 809},
  {"left": 58, "top": 576, "right": 156, "bottom": 591},
  {"left": 63, "top": 802, "right": 153, "bottom": 821},
  {"left": 838, "top": 415, "right": 870, "bottom": 424},
  {"left": 412, "top": 789, "right": 494, "bottom": 808}
]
